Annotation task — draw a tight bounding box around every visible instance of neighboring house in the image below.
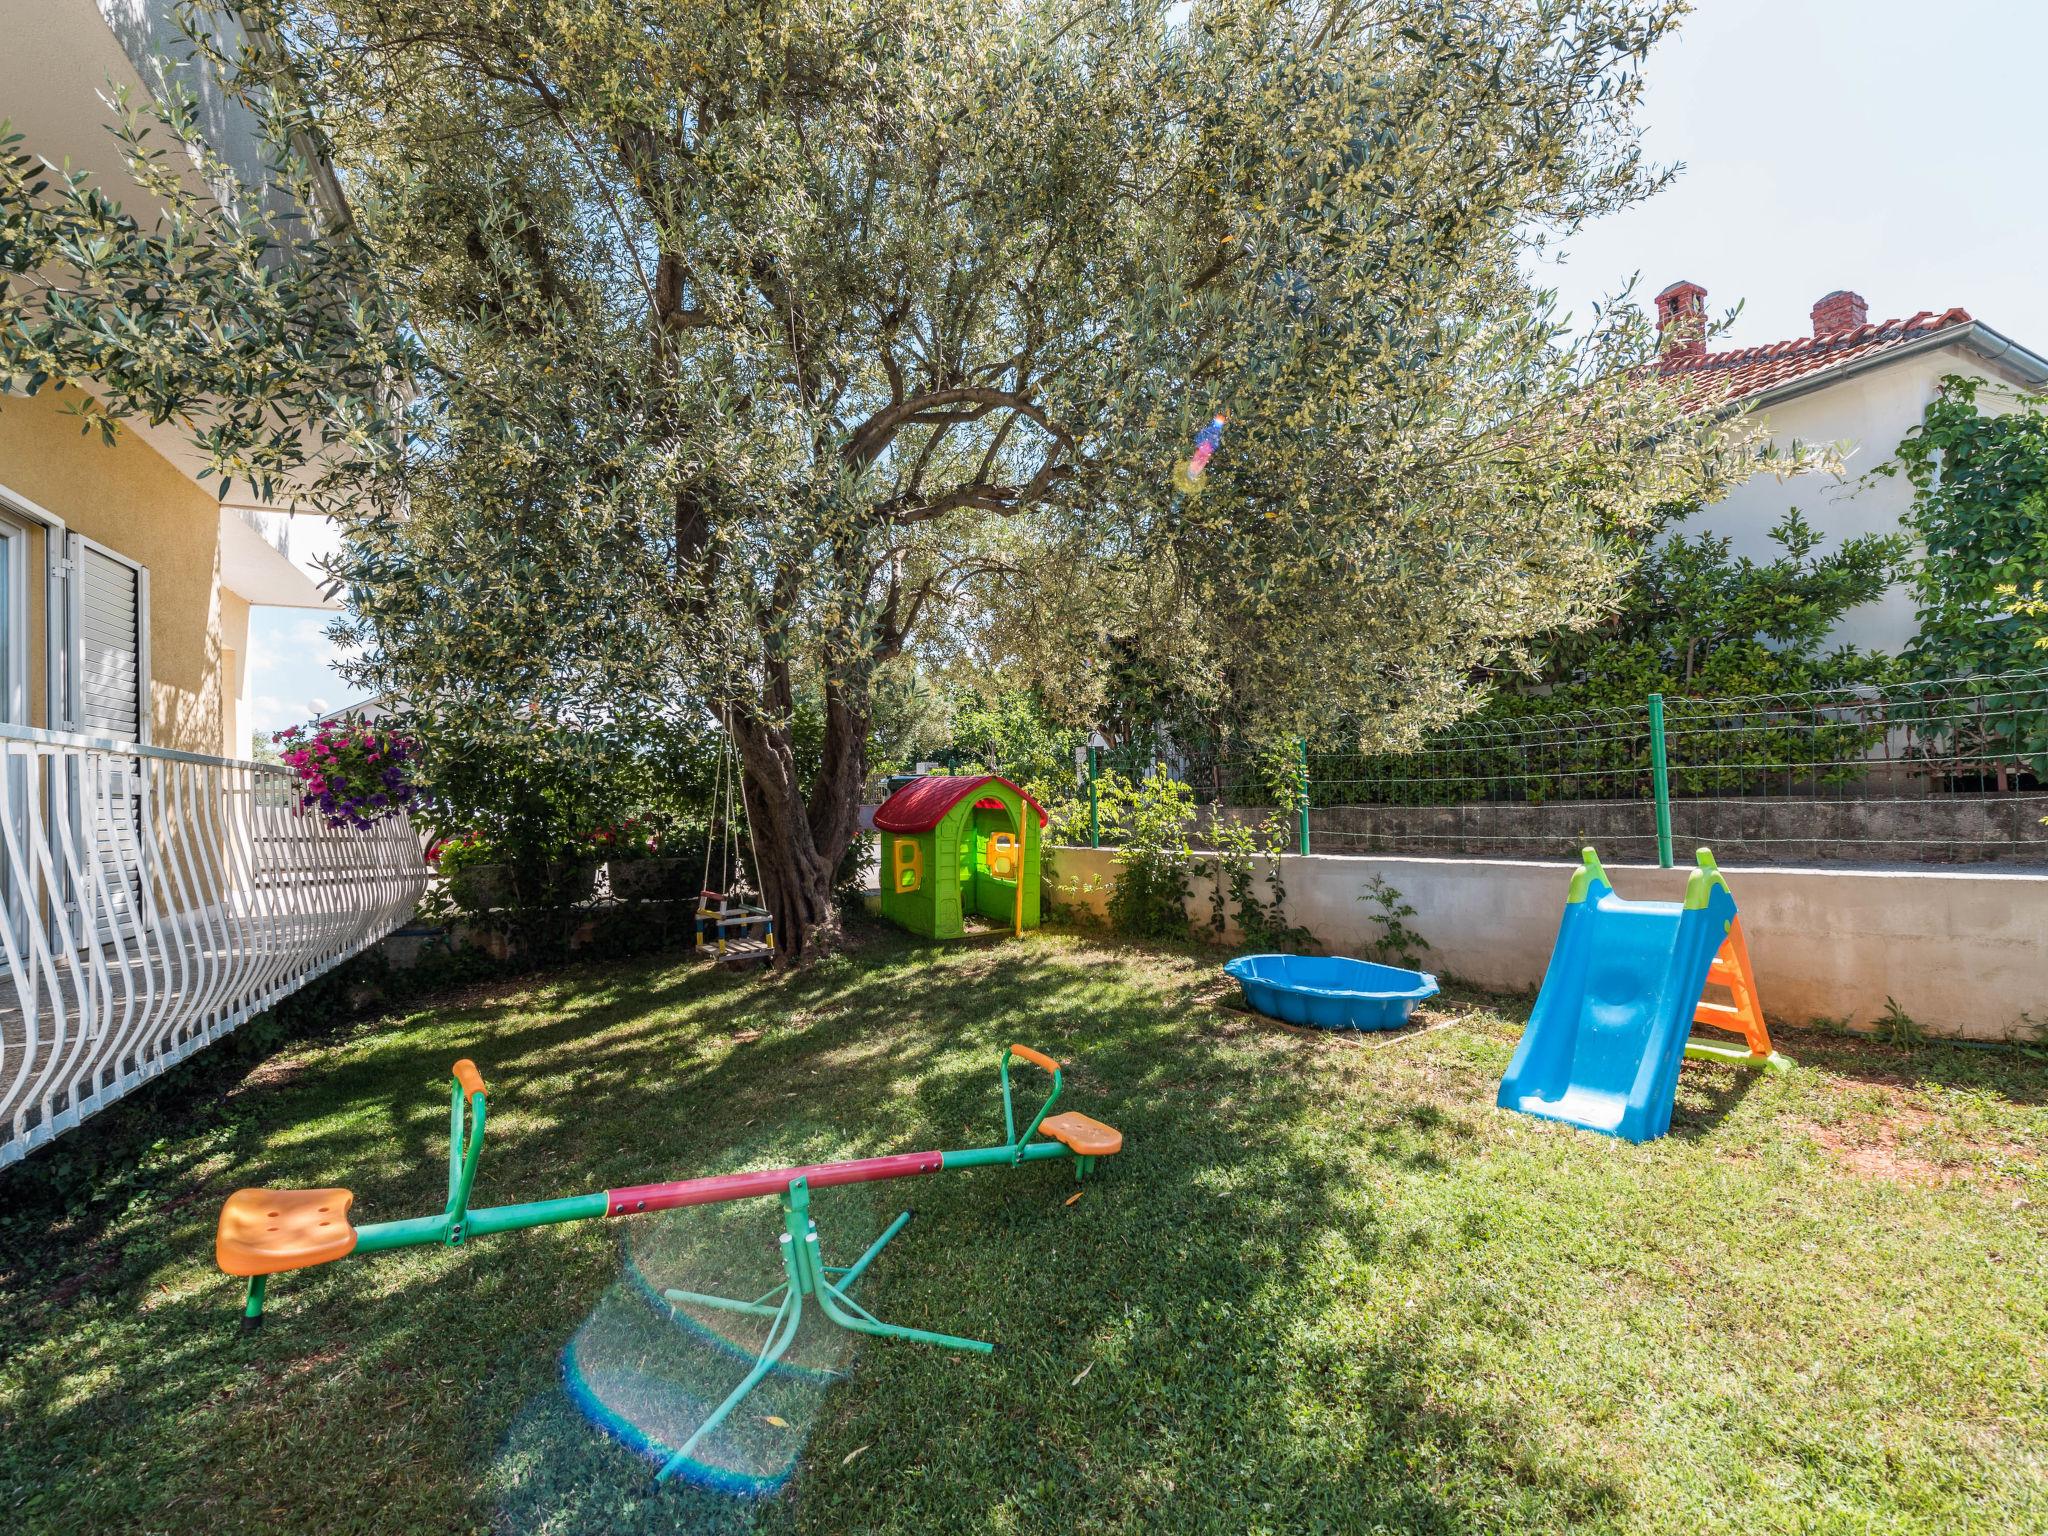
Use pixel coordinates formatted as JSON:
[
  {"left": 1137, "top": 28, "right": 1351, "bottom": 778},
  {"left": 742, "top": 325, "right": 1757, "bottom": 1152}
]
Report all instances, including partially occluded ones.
[
  {"left": 314, "top": 695, "right": 395, "bottom": 727},
  {"left": 1654, "top": 279, "right": 2048, "bottom": 654},
  {"left": 0, "top": 2, "right": 425, "bottom": 1168}
]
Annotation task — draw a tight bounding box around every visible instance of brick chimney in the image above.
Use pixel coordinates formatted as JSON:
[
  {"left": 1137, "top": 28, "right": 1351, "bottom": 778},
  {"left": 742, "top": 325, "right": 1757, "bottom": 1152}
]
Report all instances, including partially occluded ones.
[
  {"left": 1811, "top": 289, "right": 1869, "bottom": 337},
  {"left": 1655, "top": 279, "right": 1708, "bottom": 362}
]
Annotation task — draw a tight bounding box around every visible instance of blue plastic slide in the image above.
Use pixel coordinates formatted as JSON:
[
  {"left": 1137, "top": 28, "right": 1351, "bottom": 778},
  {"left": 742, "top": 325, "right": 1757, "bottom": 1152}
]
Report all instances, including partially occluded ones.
[{"left": 1496, "top": 848, "right": 1738, "bottom": 1143}]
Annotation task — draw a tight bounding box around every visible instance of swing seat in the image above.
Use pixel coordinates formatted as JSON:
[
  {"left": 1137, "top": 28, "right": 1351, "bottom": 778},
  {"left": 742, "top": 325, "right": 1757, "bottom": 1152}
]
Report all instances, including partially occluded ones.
[
  {"left": 216, "top": 1187, "right": 357, "bottom": 1276},
  {"left": 1038, "top": 1112, "right": 1123, "bottom": 1158}
]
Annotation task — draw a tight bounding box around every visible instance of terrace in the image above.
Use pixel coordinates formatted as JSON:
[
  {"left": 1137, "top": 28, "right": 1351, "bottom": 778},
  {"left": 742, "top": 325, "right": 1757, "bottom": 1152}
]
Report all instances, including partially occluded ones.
[{"left": 0, "top": 726, "right": 427, "bottom": 1168}]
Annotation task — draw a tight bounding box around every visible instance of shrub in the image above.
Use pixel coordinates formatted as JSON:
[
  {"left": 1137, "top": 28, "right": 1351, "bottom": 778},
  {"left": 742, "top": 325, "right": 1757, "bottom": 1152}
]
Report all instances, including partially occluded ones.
[
  {"left": 1357, "top": 875, "right": 1432, "bottom": 970},
  {"left": 1097, "top": 767, "right": 1197, "bottom": 941},
  {"left": 1200, "top": 812, "right": 1310, "bottom": 952}
]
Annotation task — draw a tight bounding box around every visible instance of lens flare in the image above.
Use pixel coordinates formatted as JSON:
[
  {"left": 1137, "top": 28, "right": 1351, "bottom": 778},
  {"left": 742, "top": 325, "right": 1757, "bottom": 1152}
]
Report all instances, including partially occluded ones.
[
  {"left": 1173, "top": 412, "right": 1228, "bottom": 494},
  {"left": 554, "top": 1188, "right": 870, "bottom": 1496}
]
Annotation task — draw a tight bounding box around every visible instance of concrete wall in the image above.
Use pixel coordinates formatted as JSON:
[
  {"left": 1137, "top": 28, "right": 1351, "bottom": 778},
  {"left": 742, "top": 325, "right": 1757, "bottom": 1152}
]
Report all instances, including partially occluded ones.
[
  {"left": 1690, "top": 342, "right": 2030, "bottom": 655},
  {"left": 1047, "top": 845, "right": 2047, "bottom": 1042}
]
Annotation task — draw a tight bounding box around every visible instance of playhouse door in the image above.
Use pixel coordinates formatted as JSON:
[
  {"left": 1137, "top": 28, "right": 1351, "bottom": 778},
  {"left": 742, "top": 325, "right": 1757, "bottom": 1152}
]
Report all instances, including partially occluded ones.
[{"left": 968, "top": 807, "right": 1020, "bottom": 925}]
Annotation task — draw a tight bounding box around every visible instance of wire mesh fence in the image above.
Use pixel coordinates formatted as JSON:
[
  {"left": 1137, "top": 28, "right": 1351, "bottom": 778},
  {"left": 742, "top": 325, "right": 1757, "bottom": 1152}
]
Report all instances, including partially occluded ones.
[
  {"left": 901, "top": 670, "right": 2048, "bottom": 866},
  {"left": 1653, "top": 672, "right": 2048, "bottom": 864}
]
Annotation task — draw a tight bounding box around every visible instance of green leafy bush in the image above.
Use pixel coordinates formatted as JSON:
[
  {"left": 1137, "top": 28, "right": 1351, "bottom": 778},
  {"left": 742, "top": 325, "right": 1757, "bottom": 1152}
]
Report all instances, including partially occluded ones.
[
  {"left": 1096, "top": 767, "right": 1197, "bottom": 941},
  {"left": 1199, "top": 813, "right": 1311, "bottom": 952},
  {"left": 1889, "top": 375, "right": 2048, "bottom": 777},
  {"left": 1895, "top": 377, "right": 2048, "bottom": 679}
]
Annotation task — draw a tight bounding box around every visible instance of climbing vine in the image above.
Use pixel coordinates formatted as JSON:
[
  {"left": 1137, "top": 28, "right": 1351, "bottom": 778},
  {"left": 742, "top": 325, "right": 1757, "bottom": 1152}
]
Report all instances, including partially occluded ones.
[
  {"left": 1199, "top": 814, "right": 1311, "bottom": 954},
  {"left": 1892, "top": 376, "right": 2048, "bottom": 678},
  {"left": 1889, "top": 375, "right": 2048, "bottom": 776},
  {"left": 1357, "top": 875, "right": 1433, "bottom": 971}
]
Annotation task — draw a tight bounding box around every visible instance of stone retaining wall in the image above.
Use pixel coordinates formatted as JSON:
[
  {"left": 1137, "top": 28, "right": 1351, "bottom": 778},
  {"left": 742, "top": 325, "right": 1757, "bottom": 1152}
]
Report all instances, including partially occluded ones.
[{"left": 1299, "top": 793, "right": 2048, "bottom": 865}]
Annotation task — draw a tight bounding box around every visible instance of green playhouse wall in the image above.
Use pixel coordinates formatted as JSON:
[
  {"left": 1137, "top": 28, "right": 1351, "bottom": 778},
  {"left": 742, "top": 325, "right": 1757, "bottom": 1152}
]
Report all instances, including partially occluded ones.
[
  {"left": 879, "top": 825, "right": 950, "bottom": 937},
  {"left": 876, "top": 782, "right": 1040, "bottom": 940}
]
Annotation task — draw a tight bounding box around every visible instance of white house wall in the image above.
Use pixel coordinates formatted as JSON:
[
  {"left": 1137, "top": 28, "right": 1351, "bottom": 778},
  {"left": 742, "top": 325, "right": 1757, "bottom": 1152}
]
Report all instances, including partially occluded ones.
[{"left": 1687, "top": 343, "right": 2028, "bottom": 656}]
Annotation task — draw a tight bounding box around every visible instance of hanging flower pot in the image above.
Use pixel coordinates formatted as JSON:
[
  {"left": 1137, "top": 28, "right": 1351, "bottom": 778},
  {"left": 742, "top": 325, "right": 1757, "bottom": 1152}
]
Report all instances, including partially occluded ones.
[{"left": 273, "top": 720, "right": 422, "bottom": 829}]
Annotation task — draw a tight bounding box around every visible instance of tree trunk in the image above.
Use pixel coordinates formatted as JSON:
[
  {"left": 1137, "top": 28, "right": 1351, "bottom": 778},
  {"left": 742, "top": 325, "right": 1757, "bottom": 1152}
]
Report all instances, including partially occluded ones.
[{"left": 724, "top": 678, "right": 871, "bottom": 964}]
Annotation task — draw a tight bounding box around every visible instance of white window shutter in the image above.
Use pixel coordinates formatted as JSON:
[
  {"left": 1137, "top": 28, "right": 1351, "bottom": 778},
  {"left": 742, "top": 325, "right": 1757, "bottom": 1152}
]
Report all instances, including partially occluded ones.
[{"left": 77, "top": 543, "right": 143, "bottom": 743}]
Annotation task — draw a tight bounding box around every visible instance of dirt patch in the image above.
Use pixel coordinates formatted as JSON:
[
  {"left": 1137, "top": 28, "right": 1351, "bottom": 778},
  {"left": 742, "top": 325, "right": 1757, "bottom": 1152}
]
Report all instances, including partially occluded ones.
[
  {"left": 229, "top": 1053, "right": 312, "bottom": 1098},
  {"left": 1805, "top": 1107, "right": 2039, "bottom": 1189},
  {"left": 44, "top": 1243, "right": 124, "bottom": 1309},
  {"left": 280, "top": 1343, "right": 350, "bottom": 1382},
  {"left": 1809, "top": 1122, "right": 1951, "bottom": 1185}
]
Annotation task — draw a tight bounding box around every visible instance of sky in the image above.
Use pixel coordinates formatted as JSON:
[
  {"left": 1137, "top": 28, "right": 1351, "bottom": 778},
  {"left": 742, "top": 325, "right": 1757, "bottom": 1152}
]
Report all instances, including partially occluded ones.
[
  {"left": 242, "top": 0, "right": 2048, "bottom": 743},
  {"left": 245, "top": 515, "right": 355, "bottom": 744},
  {"left": 1541, "top": 0, "right": 2048, "bottom": 348}
]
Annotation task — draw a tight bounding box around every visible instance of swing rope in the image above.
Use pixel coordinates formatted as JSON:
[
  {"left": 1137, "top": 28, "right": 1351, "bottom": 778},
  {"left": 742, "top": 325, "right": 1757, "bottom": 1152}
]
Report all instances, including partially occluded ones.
[
  {"left": 724, "top": 738, "right": 745, "bottom": 900},
  {"left": 692, "top": 715, "right": 776, "bottom": 963},
  {"left": 701, "top": 722, "right": 763, "bottom": 908},
  {"left": 731, "top": 752, "right": 764, "bottom": 905},
  {"left": 701, "top": 733, "right": 727, "bottom": 898}
]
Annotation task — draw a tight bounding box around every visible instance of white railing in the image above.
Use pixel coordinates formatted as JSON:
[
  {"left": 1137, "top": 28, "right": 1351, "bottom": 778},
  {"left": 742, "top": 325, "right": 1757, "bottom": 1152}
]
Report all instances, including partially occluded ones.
[{"left": 0, "top": 723, "right": 428, "bottom": 1168}]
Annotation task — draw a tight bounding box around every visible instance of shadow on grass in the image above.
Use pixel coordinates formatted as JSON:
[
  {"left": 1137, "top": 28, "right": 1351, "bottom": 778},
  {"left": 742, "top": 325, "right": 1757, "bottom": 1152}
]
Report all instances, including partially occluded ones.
[
  {"left": 2, "top": 920, "right": 1632, "bottom": 1534},
  {"left": 1765, "top": 1022, "right": 2048, "bottom": 1108}
]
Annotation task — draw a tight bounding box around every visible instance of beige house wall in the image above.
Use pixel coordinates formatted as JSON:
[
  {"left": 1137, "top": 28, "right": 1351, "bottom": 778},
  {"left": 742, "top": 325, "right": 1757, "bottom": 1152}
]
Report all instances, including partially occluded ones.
[{"left": 0, "top": 388, "right": 230, "bottom": 756}]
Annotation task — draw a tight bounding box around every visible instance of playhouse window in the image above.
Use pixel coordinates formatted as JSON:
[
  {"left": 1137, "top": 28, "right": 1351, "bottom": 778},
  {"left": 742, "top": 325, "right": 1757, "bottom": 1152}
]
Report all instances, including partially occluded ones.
[{"left": 891, "top": 839, "right": 923, "bottom": 892}]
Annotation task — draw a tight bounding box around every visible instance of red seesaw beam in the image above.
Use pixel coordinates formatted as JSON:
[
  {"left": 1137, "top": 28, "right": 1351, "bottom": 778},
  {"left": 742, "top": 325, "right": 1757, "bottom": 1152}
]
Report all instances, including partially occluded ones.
[
  {"left": 603, "top": 1135, "right": 1078, "bottom": 1217},
  {"left": 606, "top": 1150, "right": 945, "bottom": 1216}
]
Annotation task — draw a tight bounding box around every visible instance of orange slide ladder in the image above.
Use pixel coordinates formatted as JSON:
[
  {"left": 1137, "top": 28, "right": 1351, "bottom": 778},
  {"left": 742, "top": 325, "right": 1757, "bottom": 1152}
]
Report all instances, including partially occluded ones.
[{"left": 1685, "top": 917, "right": 1790, "bottom": 1072}]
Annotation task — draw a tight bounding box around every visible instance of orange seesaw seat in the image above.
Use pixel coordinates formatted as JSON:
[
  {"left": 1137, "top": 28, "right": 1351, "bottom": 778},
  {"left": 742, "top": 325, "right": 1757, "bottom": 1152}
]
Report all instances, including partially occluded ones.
[
  {"left": 216, "top": 1187, "right": 357, "bottom": 1277},
  {"left": 1039, "top": 1111, "right": 1122, "bottom": 1158}
]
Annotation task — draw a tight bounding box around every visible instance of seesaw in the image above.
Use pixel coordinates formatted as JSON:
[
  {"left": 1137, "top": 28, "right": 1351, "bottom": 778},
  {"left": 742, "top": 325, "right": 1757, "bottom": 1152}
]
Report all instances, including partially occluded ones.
[{"left": 215, "top": 1044, "right": 1122, "bottom": 1478}]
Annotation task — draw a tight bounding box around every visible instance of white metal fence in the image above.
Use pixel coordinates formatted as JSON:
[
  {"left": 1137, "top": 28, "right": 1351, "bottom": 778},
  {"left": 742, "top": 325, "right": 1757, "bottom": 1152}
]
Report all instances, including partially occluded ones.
[{"left": 0, "top": 723, "right": 428, "bottom": 1168}]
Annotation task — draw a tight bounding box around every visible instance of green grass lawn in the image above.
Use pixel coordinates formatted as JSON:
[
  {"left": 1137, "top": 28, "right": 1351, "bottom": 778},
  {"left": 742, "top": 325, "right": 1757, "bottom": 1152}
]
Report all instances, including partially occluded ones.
[{"left": 3, "top": 922, "right": 2045, "bottom": 1535}]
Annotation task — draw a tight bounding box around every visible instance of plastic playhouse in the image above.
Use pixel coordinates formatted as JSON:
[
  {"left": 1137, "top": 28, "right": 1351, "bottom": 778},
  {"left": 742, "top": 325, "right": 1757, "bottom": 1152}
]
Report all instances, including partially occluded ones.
[
  {"left": 873, "top": 774, "right": 1046, "bottom": 939},
  {"left": 1497, "top": 847, "right": 1789, "bottom": 1143}
]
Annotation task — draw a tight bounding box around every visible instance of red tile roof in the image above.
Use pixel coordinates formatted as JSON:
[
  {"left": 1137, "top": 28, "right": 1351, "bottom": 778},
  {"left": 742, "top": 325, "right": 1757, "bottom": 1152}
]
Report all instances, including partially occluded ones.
[
  {"left": 872, "top": 774, "right": 1047, "bottom": 833},
  {"left": 1660, "top": 307, "right": 1975, "bottom": 411}
]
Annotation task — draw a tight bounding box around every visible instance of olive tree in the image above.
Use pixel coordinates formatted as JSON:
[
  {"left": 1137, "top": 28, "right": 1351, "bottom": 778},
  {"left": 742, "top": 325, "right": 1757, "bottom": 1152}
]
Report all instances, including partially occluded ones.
[{"left": 3, "top": 0, "right": 1759, "bottom": 959}]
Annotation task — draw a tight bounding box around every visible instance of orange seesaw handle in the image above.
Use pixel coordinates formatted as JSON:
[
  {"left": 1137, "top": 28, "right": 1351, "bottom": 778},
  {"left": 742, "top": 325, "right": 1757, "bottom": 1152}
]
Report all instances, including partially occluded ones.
[
  {"left": 452, "top": 1059, "right": 487, "bottom": 1101},
  {"left": 1006, "top": 1044, "right": 1060, "bottom": 1075}
]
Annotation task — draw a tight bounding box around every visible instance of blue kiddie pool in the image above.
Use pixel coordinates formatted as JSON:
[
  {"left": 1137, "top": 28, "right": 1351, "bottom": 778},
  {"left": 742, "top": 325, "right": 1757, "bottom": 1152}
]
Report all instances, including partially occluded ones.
[{"left": 1223, "top": 954, "right": 1440, "bottom": 1031}]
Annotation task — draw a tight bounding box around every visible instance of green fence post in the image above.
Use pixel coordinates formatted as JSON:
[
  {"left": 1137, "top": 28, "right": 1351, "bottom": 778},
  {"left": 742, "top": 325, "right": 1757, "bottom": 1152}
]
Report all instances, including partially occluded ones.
[
  {"left": 1647, "top": 692, "right": 1674, "bottom": 869},
  {"left": 1297, "top": 738, "right": 1311, "bottom": 856},
  {"left": 1087, "top": 746, "right": 1100, "bottom": 850}
]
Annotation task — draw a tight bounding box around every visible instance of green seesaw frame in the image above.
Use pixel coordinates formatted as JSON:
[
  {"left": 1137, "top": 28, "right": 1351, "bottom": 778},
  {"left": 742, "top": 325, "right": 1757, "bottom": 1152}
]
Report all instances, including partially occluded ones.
[{"left": 216, "top": 1045, "right": 1123, "bottom": 1482}]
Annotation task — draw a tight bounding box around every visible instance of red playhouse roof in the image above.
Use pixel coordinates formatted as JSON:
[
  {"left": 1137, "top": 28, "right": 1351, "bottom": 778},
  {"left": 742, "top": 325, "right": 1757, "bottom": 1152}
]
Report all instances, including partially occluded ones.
[{"left": 872, "top": 774, "right": 1048, "bottom": 833}]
